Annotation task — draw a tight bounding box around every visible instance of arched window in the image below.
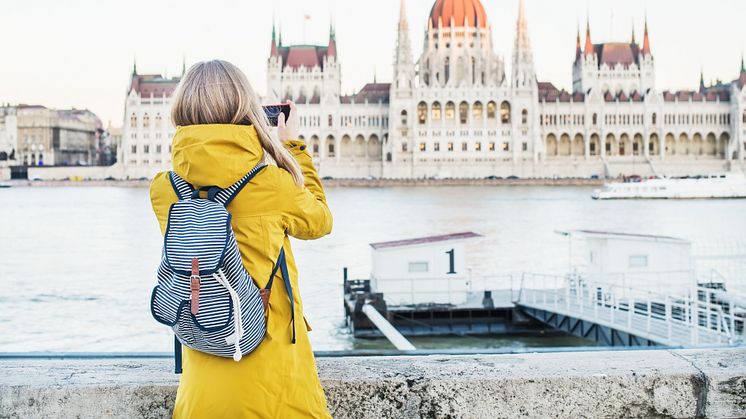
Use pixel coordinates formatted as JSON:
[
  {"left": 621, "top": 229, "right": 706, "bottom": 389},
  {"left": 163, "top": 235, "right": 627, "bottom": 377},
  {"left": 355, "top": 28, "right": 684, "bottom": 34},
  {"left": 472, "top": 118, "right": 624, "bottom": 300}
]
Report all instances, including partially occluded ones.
[
  {"left": 142, "top": 113, "right": 150, "bottom": 128},
  {"left": 473, "top": 101, "right": 483, "bottom": 120},
  {"left": 432, "top": 102, "right": 442, "bottom": 120},
  {"left": 328, "top": 141, "right": 335, "bottom": 157},
  {"left": 521, "top": 109, "right": 528, "bottom": 125},
  {"left": 499, "top": 101, "right": 511, "bottom": 124},
  {"left": 417, "top": 102, "right": 427, "bottom": 124},
  {"left": 155, "top": 113, "right": 162, "bottom": 128},
  {"left": 445, "top": 102, "right": 455, "bottom": 120},
  {"left": 459, "top": 102, "right": 469, "bottom": 124},
  {"left": 130, "top": 113, "right": 137, "bottom": 128},
  {"left": 652, "top": 113, "right": 657, "bottom": 125},
  {"left": 444, "top": 57, "right": 450, "bottom": 84},
  {"left": 328, "top": 115, "right": 333, "bottom": 127},
  {"left": 400, "top": 110, "right": 408, "bottom": 126},
  {"left": 487, "top": 101, "right": 497, "bottom": 119},
  {"left": 592, "top": 113, "right": 598, "bottom": 125}
]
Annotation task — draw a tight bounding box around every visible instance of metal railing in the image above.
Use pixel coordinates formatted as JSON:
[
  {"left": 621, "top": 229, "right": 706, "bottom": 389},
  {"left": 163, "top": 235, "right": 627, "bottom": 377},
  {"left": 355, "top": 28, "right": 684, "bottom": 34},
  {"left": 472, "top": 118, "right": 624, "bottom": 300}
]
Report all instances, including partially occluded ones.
[{"left": 516, "top": 272, "right": 745, "bottom": 347}]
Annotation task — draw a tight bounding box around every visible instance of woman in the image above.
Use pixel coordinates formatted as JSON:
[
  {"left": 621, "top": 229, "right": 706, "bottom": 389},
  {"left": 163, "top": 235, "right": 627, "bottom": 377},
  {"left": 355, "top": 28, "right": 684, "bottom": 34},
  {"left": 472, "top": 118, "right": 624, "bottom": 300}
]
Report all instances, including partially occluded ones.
[{"left": 149, "top": 60, "right": 333, "bottom": 418}]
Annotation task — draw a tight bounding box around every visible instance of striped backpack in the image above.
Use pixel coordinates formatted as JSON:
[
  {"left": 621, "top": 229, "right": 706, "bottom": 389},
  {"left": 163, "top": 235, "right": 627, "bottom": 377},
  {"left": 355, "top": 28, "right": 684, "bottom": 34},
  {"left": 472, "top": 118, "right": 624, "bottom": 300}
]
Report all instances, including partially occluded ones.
[{"left": 150, "top": 164, "right": 296, "bottom": 373}]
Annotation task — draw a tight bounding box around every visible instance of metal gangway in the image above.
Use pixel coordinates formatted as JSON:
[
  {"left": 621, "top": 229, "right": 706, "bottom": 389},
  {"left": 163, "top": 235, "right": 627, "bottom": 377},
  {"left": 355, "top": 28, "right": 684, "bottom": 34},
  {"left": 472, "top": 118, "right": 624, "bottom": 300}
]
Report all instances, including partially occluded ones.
[{"left": 515, "top": 273, "right": 745, "bottom": 347}]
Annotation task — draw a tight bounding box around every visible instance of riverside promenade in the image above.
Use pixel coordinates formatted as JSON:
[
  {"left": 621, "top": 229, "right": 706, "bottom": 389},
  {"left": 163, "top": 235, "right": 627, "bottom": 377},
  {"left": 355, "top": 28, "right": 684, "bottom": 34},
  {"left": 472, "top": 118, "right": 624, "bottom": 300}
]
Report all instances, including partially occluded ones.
[{"left": 1, "top": 348, "right": 744, "bottom": 418}]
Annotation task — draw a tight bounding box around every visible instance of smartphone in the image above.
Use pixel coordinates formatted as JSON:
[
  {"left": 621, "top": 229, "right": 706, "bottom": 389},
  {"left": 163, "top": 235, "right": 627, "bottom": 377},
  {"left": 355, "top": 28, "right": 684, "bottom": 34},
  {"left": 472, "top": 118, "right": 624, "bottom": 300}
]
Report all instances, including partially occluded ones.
[{"left": 262, "top": 104, "right": 291, "bottom": 127}]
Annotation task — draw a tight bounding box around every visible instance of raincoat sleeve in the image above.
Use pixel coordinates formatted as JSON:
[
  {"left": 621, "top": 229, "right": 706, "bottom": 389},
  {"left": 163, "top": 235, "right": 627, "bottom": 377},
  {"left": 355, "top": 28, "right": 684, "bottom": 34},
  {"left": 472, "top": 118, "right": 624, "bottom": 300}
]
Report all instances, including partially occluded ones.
[
  {"left": 149, "top": 172, "right": 179, "bottom": 236},
  {"left": 280, "top": 140, "right": 333, "bottom": 240}
]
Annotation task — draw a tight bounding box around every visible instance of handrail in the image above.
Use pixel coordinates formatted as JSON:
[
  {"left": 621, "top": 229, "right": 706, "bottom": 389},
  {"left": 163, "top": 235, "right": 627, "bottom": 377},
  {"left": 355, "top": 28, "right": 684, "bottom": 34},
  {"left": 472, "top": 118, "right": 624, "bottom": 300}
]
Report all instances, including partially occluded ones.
[{"left": 516, "top": 272, "right": 744, "bottom": 347}]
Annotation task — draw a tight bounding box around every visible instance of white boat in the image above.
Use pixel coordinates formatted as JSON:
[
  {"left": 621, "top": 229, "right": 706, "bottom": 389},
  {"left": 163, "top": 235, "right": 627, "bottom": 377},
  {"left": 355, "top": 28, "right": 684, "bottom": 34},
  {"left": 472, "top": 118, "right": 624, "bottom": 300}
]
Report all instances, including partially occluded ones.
[{"left": 592, "top": 173, "right": 746, "bottom": 199}]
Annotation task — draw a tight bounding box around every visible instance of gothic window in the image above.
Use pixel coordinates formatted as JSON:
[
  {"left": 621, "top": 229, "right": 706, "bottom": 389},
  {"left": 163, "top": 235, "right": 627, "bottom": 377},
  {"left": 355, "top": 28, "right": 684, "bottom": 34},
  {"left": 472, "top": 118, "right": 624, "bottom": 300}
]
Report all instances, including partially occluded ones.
[
  {"left": 499, "top": 101, "right": 511, "bottom": 124},
  {"left": 521, "top": 109, "right": 528, "bottom": 125},
  {"left": 445, "top": 102, "right": 455, "bottom": 120},
  {"left": 417, "top": 102, "right": 428, "bottom": 124},
  {"left": 487, "top": 101, "right": 497, "bottom": 119},
  {"left": 592, "top": 113, "right": 598, "bottom": 125},
  {"left": 471, "top": 57, "right": 476, "bottom": 85},
  {"left": 444, "top": 57, "right": 450, "bottom": 84},
  {"left": 130, "top": 113, "right": 137, "bottom": 128},
  {"left": 432, "top": 102, "right": 442, "bottom": 120},
  {"left": 131, "top": 145, "right": 136, "bottom": 153},
  {"left": 459, "top": 102, "right": 469, "bottom": 124},
  {"left": 652, "top": 113, "right": 657, "bottom": 125},
  {"left": 328, "top": 115, "right": 333, "bottom": 127},
  {"left": 743, "top": 110, "right": 746, "bottom": 123},
  {"left": 402, "top": 142, "right": 408, "bottom": 152},
  {"left": 328, "top": 142, "right": 335, "bottom": 157},
  {"left": 473, "top": 102, "right": 483, "bottom": 120},
  {"left": 155, "top": 113, "right": 162, "bottom": 128},
  {"left": 143, "top": 113, "right": 150, "bottom": 128},
  {"left": 400, "top": 110, "right": 408, "bottom": 126}
]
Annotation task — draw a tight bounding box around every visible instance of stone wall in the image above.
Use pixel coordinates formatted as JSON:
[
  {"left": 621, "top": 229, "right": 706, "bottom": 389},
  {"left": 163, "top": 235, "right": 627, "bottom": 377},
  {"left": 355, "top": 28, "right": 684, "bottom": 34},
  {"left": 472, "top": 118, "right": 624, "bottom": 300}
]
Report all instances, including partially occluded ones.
[{"left": 1, "top": 348, "right": 744, "bottom": 418}]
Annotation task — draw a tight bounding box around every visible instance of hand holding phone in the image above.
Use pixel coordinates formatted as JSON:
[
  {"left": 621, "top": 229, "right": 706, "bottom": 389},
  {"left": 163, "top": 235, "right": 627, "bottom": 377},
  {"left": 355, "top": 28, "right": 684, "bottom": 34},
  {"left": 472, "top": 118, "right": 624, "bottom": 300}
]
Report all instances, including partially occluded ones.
[
  {"left": 276, "top": 101, "right": 300, "bottom": 142},
  {"left": 262, "top": 103, "right": 291, "bottom": 127}
]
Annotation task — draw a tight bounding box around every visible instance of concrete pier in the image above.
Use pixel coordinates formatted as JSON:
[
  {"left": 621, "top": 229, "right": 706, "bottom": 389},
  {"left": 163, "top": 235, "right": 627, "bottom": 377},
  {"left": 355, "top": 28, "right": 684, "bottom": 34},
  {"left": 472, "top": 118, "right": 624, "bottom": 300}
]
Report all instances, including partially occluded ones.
[{"left": 1, "top": 348, "right": 744, "bottom": 418}]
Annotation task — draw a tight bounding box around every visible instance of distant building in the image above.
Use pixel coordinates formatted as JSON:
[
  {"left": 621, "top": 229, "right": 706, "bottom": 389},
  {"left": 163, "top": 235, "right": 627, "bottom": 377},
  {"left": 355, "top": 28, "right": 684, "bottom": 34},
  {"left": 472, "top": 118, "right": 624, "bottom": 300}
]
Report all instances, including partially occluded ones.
[
  {"left": 0, "top": 106, "right": 18, "bottom": 162},
  {"left": 120, "top": 0, "right": 746, "bottom": 179},
  {"left": 118, "top": 62, "right": 181, "bottom": 177},
  {"left": 15, "top": 105, "right": 101, "bottom": 166},
  {"left": 99, "top": 123, "right": 122, "bottom": 166}
]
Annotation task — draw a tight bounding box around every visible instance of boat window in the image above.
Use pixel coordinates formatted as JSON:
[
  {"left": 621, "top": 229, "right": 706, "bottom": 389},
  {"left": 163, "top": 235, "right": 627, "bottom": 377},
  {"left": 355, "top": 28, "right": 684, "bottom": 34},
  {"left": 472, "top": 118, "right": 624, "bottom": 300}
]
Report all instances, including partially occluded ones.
[
  {"left": 629, "top": 255, "right": 648, "bottom": 268},
  {"left": 408, "top": 262, "right": 429, "bottom": 273}
]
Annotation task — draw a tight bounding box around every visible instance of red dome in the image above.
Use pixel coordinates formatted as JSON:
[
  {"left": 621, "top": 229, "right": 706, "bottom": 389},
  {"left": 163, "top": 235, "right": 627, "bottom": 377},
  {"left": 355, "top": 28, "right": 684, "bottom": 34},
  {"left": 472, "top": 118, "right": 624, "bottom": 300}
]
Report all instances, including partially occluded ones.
[{"left": 429, "top": 0, "right": 488, "bottom": 29}]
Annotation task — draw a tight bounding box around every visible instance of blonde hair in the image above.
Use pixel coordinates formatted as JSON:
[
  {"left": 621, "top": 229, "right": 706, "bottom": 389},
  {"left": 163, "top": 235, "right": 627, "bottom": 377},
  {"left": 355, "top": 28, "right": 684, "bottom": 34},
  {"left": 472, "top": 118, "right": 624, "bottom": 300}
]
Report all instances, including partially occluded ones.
[{"left": 171, "top": 60, "right": 303, "bottom": 186}]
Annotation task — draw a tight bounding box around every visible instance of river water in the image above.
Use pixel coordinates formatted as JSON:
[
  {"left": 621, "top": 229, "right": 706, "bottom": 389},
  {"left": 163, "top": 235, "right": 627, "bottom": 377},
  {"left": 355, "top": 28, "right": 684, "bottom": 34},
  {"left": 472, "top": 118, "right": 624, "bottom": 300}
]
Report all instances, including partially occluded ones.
[{"left": 1, "top": 185, "right": 744, "bottom": 352}]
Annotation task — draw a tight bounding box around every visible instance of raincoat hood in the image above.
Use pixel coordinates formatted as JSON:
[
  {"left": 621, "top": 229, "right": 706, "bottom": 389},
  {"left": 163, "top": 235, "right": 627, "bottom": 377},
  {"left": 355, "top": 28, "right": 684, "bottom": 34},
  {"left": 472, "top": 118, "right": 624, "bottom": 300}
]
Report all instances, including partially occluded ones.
[{"left": 171, "top": 124, "right": 264, "bottom": 188}]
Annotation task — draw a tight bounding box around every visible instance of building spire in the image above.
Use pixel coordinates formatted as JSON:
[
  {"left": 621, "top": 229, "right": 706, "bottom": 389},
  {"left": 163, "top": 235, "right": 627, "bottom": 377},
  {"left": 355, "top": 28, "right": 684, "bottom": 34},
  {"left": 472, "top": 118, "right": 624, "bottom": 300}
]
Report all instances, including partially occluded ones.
[
  {"left": 741, "top": 53, "right": 745, "bottom": 74},
  {"left": 584, "top": 16, "right": 593, "bottom": 56},
  {"left": 132, "top": 57, "right": 137, "bottom": 75},
  {"left": 398, "top": 0, "right": 408, "bottom": 31},
  {"left": 642, "top": 17, "right": 651, "bottom": 55},
  {"left": 699, "top": 68, "right": 705, "bottom": 92},
  {"left": 631, "top": 22, "right": 636, "bottom": 44},
  {"left": 512, "top": 0, "right": 535, "bottom": 88},
  {"left": 181, "top": 56, "right": 186, "bottom": 76},
  {"left": 575, "top": 24, "right": 581, "bottom": 59}
]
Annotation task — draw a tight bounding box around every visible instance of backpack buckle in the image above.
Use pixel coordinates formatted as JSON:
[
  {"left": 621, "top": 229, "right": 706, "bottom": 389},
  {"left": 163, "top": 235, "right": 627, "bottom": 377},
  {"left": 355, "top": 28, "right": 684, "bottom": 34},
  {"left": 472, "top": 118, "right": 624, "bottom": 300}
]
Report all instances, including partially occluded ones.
[{"left": 190, "top": 258, "right": 200, "bottom": 315}]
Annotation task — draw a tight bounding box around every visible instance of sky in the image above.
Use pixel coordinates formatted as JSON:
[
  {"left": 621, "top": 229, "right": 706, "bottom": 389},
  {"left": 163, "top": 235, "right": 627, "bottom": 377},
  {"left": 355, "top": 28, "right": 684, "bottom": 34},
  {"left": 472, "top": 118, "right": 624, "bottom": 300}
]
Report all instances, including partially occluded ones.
[{"left": 1, "top": 0, "right": 744, "bottom": 126}]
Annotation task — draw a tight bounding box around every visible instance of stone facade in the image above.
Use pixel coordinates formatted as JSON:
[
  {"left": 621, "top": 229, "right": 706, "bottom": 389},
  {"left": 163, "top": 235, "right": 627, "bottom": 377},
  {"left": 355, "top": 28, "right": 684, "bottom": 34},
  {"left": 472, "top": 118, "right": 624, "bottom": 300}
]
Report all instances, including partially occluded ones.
[
  {"left": 118, "top": 0, "right": 746, "bottom": 179},
  {"left": 13, "top": 105, "right": 101, "bottom": 167}
]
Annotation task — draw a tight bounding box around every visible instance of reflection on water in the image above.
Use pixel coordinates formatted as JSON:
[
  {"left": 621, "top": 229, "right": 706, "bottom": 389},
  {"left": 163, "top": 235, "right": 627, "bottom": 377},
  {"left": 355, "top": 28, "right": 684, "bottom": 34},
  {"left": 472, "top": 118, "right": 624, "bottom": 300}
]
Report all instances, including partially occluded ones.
[{"left": 1, "top": 185, "right": 744, "bottom": 352}]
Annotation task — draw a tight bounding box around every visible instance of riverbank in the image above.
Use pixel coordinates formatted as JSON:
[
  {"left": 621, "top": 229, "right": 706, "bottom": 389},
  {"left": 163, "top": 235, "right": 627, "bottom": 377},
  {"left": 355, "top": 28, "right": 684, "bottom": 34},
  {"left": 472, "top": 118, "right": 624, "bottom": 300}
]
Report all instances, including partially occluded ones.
[
  {"left": 3, "top": 177, "right": 604, "bottom": 188},
  {"left": 1, "top": 348, "right": 744, "bottom": 418}
]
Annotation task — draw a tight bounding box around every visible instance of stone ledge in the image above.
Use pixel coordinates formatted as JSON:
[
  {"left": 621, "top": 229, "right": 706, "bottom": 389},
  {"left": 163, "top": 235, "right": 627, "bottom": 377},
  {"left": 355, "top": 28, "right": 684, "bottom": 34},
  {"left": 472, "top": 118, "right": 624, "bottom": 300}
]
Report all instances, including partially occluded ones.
[{"left": 0, "top": 348, "right": 744, "bottom": 418}]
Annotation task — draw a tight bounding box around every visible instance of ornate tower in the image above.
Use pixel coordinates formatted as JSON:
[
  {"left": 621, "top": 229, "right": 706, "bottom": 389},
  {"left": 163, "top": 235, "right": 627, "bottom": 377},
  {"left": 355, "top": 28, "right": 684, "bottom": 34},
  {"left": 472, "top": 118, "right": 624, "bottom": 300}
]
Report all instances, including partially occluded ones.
[
  {"left": 393, "top": 0, "right": 415, "bottom": 95},
  {"left": 512, "top": 0, "right": 535, "bottom": 88}
]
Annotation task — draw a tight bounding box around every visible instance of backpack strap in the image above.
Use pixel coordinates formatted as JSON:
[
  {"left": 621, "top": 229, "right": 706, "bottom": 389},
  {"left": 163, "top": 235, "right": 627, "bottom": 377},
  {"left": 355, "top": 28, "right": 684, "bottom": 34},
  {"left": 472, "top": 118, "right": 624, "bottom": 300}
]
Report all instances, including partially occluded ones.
[
  {"left": 265, "top": 247, "right": 296, "bottom": 344},
  {"left": 169, "top": 172, "right": 194, "bottom": 201},
  {"left": 211, "top": 163, "right": 267, "bottom": 207},
  {"left": 174, "top": 335, "right": 183, "bottom": 374}
]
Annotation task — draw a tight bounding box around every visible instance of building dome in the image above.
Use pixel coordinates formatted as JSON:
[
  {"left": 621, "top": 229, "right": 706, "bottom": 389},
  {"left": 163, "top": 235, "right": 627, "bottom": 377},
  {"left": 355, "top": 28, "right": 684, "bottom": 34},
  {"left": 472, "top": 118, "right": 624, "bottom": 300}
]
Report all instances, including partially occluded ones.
[{"left": 429, "top": 0, "right": 488, "bottom": 29}]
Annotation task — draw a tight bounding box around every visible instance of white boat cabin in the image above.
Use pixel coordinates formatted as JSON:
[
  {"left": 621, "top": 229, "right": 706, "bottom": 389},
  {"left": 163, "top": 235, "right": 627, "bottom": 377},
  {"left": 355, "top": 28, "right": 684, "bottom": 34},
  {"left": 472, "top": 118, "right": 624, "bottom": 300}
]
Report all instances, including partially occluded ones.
[
  {"left": 566, "top": 230, "right": 695, "bottom": 297},
  {"left": 369, "top": 232, "right": 482, "bottom": 306}
]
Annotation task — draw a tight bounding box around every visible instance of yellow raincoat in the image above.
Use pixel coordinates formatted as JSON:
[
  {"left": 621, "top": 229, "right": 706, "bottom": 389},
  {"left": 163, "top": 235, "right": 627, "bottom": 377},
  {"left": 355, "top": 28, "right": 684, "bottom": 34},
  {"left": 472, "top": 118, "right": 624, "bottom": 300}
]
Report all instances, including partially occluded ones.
[{"left": 149, "top": 124, "right": 333, "bottom": 418}]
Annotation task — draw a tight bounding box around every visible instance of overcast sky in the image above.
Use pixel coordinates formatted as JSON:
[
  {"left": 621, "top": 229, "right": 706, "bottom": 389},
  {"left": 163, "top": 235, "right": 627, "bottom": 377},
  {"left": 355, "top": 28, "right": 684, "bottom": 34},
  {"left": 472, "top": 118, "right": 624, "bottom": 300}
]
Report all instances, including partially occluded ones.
[{"left": 1, "top": 0, "right": 744, "bottom": 126}]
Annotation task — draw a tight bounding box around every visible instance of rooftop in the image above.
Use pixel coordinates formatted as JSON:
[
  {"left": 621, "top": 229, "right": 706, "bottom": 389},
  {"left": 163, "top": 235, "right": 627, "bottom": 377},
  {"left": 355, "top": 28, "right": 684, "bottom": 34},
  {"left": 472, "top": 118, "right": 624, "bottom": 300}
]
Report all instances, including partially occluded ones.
[{"left": 370, "top": 231, "right": 482, "bottom": 250}]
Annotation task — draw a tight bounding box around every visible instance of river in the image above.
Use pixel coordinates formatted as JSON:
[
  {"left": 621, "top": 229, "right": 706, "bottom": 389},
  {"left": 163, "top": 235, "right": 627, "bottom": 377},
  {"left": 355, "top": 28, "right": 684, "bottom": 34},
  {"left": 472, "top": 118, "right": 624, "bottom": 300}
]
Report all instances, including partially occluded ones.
[{"left": 1, "top": 185, "right": 744, "bottom": 352}]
